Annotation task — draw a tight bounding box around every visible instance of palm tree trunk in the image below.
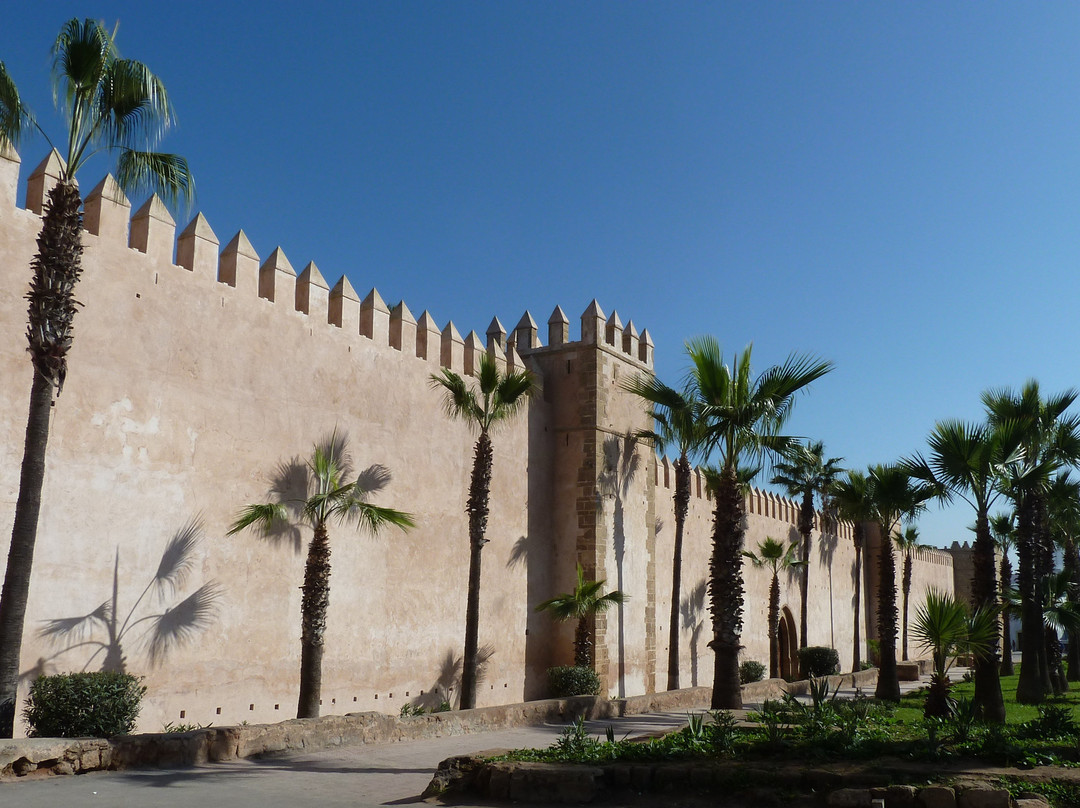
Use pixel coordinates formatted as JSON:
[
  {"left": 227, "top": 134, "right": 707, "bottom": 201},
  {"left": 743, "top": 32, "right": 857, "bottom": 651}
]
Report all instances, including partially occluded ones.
[
  {"left": 0, "top": 181, "right": 82, "bottom": 738},
  {"left": 798, "top": 490, "right": 813, "bottom": 651},
  {"left": 852, "top": 527, "right": 863, "bottom": 672},
  {"left": 1000, "top": 553, "right": 1014, "bottom": 676},
  {"left": 708, "top": 467, "right": 744, "bottom": 710},
  {"left": 0, "top": 369, "right": 55, "bottom": 737},
  {"left": 972, "top": 511, "right": 1006, "bottom": 723},
  {"left": 1034, "top": 496, "right": 1056, "bottom": 696},
  {"left": 875, "top": 526, "right": 901, "bottom": 702},
  {"left": 574, "top": 617, "right": 593, "bottom": 667},
  {"left": 1016, "top": 491, "right": 1045, "bottom": 703},
  {"left": 297, "top": 522, "right": 332, "bottom": 718},
  {"left": 461, "top": 431, "right": 492, "bottom": 710},
  {"left": 901, "top": 553, "right": 912, "bottom": 662},
  {"left": 667, "top": 455, "right": 691, "bottom": 691},
  {"left": 768, "top": 573, "right": 780, "bottom": 679},
  {"left": 1064, "top": 538, "right": 1080, "bottom": 682}
]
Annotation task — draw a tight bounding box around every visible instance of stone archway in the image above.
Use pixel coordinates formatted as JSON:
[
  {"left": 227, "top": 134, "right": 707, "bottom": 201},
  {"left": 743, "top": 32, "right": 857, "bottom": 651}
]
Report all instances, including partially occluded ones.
[{"left": 778, "top": 606, "right": 799, "bottom": 681}]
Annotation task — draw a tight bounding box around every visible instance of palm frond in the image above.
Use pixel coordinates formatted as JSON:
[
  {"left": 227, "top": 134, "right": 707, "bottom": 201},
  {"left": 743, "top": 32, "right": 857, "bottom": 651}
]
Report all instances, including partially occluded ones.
[
  {"left": 0, "top": 61, "right": 32, "bottom": 147},
  {"left": 152, "top": 518, "right": 202, "bottom": 594},
  {"left": 227, "top": 502, "right": 289, "bottom": 536},
  {"left": 144, "top": 581, "right": 223, "bottom": 667},
  {"left": 38, "top": 601, "right": 110, "bottom": 642},
  {"left": 348, "top": 502, "right": 416, "bottom": 534},
  {"left": 114, "top": 150, "right": 194, "bottom": 210}
]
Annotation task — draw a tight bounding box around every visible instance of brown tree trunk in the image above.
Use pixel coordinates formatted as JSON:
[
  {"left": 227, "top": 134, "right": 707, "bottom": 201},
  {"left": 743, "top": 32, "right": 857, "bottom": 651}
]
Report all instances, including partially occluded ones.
[
  {"left": 768, "top": 573, "right": 780, "bottom": 679},
  {"left": 297, "top": 522, "right": 332, "bottom": 718},
  {"left": 1016, "top": 491, "right": 1045, "bottom": 703},
  {"left": 708, "top": 467, "right": 744, "bottom": 710},
  {"left": 971, "top": 511, "right": 1006, "bottom": 723},
  {"left": 667, "top": 455, "right": 691, "bottom": 691},
  {"left": 460, "top": 431, "right": 492, "bottom": 710},
  {"left": 901, "top": 553, "right": 912, "bottom": 662},
  {"left": 798, "top": 490, "right": 813, "bottom": 651},
  {"left": 852, "top": 526, "right": 863, "bottom": 673},
  {"left": 1064, "top": 537, "right": 1080, "bottom": 682},
  {"left": 574, "top": 617, "right": 593, "bottom": 667},
  {"left": 0, "top": 182, "right": 82, "bottom": 738},
  {"left": 1000, "top": 553, "right": 1014, "bottom": 676},
  {"left": 875, "top": 526, "right": 901, "bottom": 702}
]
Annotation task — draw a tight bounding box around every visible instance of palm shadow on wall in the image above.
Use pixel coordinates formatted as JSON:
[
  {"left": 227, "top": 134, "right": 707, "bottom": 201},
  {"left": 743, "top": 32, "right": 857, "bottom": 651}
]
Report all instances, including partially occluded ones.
[
  {"left": 26, "top": 518, "right": 223, "bottom": 679},
  {"left": 680, "top": 579, "right": 707, "bottom": 687},
  {"left": 818, "top": 524, "right": 839, "bottom": 649},
  {"left": 599, "top": 433, "right": 639, "bottom": 698},
  {"left": 412, "top": 645, "right": 494, "bottom": 711}
]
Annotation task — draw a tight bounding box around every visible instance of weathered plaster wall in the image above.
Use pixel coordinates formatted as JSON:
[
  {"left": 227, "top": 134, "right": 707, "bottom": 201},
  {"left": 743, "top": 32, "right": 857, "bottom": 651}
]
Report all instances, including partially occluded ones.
[{"left": 0, "top": 146, "right": 958, "bottom": 737}]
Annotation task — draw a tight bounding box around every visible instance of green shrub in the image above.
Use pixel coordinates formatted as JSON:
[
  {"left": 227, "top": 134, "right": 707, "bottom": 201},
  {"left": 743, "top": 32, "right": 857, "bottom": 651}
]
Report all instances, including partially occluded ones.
[
  {"left": 739, "top": 660, "right": 766, "bottom": 684},
  {"left": 797, "top": 646, "right": 840, "bottom": 678},
  {"left": 24, "top": 671, "right": 146, "bottom": 738},
  {"left": 548, "top": 665, "right": 601, "bottom": 697}
]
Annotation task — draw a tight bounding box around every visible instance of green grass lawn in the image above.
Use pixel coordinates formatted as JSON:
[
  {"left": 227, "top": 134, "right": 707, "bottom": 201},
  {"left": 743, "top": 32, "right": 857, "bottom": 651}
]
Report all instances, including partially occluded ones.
[{"left": 895, "top": 672, "right": 1080, "bottom": 726}]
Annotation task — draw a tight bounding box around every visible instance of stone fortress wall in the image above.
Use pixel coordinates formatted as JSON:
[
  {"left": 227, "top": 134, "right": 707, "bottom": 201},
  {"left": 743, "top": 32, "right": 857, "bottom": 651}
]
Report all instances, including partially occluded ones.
[{"left": 0, "top": 146, "right": 960, "bottom": 735}]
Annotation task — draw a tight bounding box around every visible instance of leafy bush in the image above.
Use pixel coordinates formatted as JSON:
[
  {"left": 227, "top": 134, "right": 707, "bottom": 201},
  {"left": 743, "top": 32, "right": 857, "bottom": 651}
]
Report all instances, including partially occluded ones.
[
  {"left": 24, "top": 672, "right": 145, "bottom": 738},
  {"left": 739, "top": 660, "right": 766, "bottom": 684},
  {"left": 548, "top": 665, "right": 601, "bottom": 697},
  {"left": 798, "top": 646, "right": 840, "bottom": 678}
]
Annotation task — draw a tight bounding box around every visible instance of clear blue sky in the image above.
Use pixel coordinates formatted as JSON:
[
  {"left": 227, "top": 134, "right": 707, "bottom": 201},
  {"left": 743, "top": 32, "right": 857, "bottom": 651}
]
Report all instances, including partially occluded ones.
[{"left": 5, "top": 3, "right": 1080, "bottom": 547}]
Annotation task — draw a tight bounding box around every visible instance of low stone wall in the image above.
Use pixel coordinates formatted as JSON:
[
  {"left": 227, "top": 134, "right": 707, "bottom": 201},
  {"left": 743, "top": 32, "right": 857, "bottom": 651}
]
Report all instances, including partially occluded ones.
[{"left": 0, "top": 668, "right": 885, "bottom": 780}]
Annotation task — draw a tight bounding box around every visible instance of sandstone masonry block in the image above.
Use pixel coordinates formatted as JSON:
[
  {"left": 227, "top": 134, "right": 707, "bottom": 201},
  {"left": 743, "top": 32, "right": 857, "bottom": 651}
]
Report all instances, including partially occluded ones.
[
  {"left": 957, "top": 788, "right": 1010, "bottom": 808},
  {"left": 917, "top": 786, "right": 957, "bottom": 808},
  {"left": 828, "top": 787, "right": 873, "bottom": 807}
]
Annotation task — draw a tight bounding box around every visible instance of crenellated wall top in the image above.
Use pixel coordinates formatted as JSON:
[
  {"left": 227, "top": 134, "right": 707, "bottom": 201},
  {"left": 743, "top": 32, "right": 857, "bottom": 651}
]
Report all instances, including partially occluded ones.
[{"left": 0, "top": 148, "right": 654, "bottom": 378}]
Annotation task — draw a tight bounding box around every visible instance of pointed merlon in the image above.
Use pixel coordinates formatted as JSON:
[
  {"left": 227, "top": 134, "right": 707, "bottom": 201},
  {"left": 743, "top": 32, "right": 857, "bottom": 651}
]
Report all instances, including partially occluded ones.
[
  {"left": 416, "top": 310, "right": 441, "bottom": 362},
  {"left": 296, "top": 261, "right": 329, "bottom": 322},
  {"left": 130, "top": 194, "right": 177, "bottom": 265},
  {"left": 258, "top": 247, "right": 296, "bottom": 303},
  {"left": 84, "top": 174, "right": 131, "bottom": 240},
  {"left": 581, "top": 299, "right": 607, "bottom": 345},
  {"left": 506, "top": 342, "right": 524, "bottom": 374},
  {"left": 514, "top": 311, "right": 540, "bottom": 352},
  {"left": 548, "top": 305, "right": 569, "bottom": 346},
  {"left": 486, "top": 334, "right": 507, "bottom": 372},
  {"left": 604, "top": 310, "right": 624, "bottom": 347},
  {"left": 639, "top": 328, "right": 654, "bottom": 366},
  {"left": 176, "top": 212, "right": 219, "bottom": 277},
  {"left": 329, "top": 275, "right": 361, "bottom": 332},
  {"left": 622, "top": 319, "right": 639, "bottom": 358},
  {"left": 360, "top": 287, "right": 390, "bottom": 343},
  {"left": 0, "top": 140, "right": 19, "bottom": 209},
  {"left": 464, "top": 330, "right": 485, "bottom": 376},
  {"left": 390, "top": 300, "right": 417, "bottom": 352},
  {"left": 486, "top": 316, "right": 507, "bottom": 351},
  {"left": 441, "top": 321, "right": 465, "bottom": 372},
  {"left": 219, "top": 230, "right": 260, "bottom": 296},
  {"left": 26, "top": 149, "right": 67, "bottom": 215}
]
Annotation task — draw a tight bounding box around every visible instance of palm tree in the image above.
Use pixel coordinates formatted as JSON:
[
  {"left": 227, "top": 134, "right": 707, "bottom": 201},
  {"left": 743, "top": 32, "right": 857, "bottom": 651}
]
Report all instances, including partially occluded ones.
[
  {"left": 1003, "top": 571, "right": 1080, "bottom": 695},
  {"left": 770, "top": 441, "right": 844, "bottom": 651},
  {"left": 621, "top": 374, "right": 706, "bottom": 690},
  {"left": 1046, "top": 474, "right": 1080, "bottom": 682},
  {"left": 984, "top": 382, "right": 1080, "bottom": 703},
  {"left": 990, "top": 513, "right": 1015, "bottom": 676},
  {"left": 832, "top": 470, "right": 873, "bottom": 672},
  {"left": 0, "top": 19, "right": 194, "bottom": 738},
  {"left": 535, "top": 563, "right": 628, "bottom": 667},
  {"left": 228, "top": 437, "right": 414, "bottom": 719},
  {"left": 866, "top": 463, "right": 930, "bottom": 702},
  {"left": 431, "top": 354, "right": 534, "bottom": 709},
  {"left": 894, "top": 527, "right": 928, "bottom": 663},
  {"left": 911, "top": 590, "right": 997, "bottom": 719},
  {"left": 902, "top": 418, "right": 1021, "bottom": 722},
  {"left": 685, "top": 337, "right": 832, "bottom": 709},
  {"left": 743, "top": 537, "right": 804, "bottom": 679}
]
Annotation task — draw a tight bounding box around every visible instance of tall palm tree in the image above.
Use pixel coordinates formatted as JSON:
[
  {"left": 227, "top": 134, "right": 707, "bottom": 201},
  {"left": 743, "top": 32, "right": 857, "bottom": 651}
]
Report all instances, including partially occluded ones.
[
  {"left": 832, "top": 470, "right": 873, "bottom": 673},
  {"left": 1046, "top": 474, "right": 1080, "bottom": 682},
  {"left": 228, "top": 437, "right": 414, "bottom": 718},
  {"left": 894, "top": 527, "right": 928, "bottom": 663},
  {"left": 770, "top": 440, "right": 844, "bottom": 651},
  {"left": 989, "top": 513, "right": 1015, "bottom": 676},
  {"left": 535, "top": 563, "right": 628, "bottom": 667},
  {"left": 685, "top": 337, "right": 832, "bottom": 709},
  {"left": 866, "top": 463, "right": 930, "bottom": 702},
  {"left": 1003, "top": 571, "right": 1080, "bottom": 695},
  {"left": 743, "top": 536, "right": 804, "bottom": 679},
  {"left": 902, "top": 419, "right": 1021, "bottom": 722},
  {"left": 621, "top": 374, "right": 706, "bottom": 690},
  {"left": 984, "top": 382, "right": 1080, "bottom": 703},
  {"left": 431, "top": 354, "right": 534, "bottom": 709},
  {"left": 0, "top": 19, "right": 194, "bottom": 737}
]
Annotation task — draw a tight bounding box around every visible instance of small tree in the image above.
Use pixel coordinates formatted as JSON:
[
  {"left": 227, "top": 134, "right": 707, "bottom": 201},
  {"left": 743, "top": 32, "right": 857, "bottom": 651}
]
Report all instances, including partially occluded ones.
[
  {"left": 430, "top": 354, "right": 534, "bottom": 709},
  {"left": 536, "top": 563, "right": 627, "bottom": 668},
  {"left": 228, "top": 436, "right": 414, "bottom": 719},
  {"left": 895, "top": 526, "right": 928, "bottom": 662},
  {"left": 742, "top": 536, "right": 803, "bottom": 679}
]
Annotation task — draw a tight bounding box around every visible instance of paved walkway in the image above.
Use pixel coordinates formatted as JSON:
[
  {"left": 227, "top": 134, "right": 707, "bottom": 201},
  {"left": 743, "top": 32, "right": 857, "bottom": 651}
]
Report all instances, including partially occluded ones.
[{"left": 1, "top": 672, "right": 949, "bottom": 808}]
